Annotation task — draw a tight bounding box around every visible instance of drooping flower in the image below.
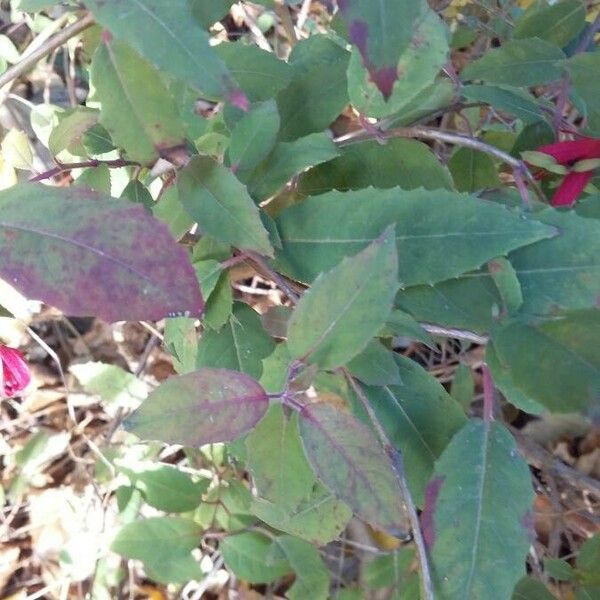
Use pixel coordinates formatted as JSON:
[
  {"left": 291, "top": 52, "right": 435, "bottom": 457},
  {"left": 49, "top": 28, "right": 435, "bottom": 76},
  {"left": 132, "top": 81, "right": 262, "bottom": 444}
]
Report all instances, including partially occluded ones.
[
  {"left": 0, "top": 345, "right": 31, "bottom": 397},
  {"left": 526, "top": 137, "right": 600, "bottom": 207}
]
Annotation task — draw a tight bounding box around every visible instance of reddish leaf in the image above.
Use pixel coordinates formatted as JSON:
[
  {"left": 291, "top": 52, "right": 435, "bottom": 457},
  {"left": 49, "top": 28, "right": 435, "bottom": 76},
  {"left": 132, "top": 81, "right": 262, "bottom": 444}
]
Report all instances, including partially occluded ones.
[
  {"left": 0, "top": 184, "right": 202, "bottom": 322},
  {"left": 299, "top": 402, "right": 409, "bottom": 538},
  {"left": 125, "top": 368, "right": 269, "bottom": 446}
]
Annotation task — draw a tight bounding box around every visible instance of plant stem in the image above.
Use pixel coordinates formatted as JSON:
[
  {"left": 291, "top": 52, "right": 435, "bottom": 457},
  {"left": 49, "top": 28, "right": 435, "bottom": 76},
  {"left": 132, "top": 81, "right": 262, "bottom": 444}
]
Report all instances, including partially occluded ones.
[
  {"left": 245, "top": 250, "right": 301, "bottom": 304},
  {"left": 482, "top": 364, "right": 495, "bottom": 423},
  {"left": 344, "top": 370, "right": 435, "bottom": 600},
  {"left": 30, "top": 158, "right": 140, "bottom": 182},
  {"left": 0, "top": 12, "right": 95, "bottom": 90}
]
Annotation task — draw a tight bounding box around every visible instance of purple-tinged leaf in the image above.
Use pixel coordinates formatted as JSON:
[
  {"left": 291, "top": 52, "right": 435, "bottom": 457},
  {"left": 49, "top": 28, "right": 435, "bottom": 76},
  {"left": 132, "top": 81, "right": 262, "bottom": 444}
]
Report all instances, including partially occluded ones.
[
  {"left": 0, "top": 184, "right": 202, "bottom": 322},
  {"left": 298, "top": 402, "right": 409, "bottom": 538},
  {"left": 336, "top": 0, "right": 433, "bottom": 99},
  {"left": 125, "top": 368, "right": 269, "bottom": 446},
  {"left": 428, "top": 420, "right": 534, "bottom": 600}
]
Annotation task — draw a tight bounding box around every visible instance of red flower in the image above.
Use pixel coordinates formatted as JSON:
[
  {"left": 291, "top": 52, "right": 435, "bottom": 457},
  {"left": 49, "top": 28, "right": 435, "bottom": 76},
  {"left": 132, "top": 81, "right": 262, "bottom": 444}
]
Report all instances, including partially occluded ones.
[
  {"left": 533, "top": 137, "right": 600, "bottom": 207},
  {"left": 0, "top": 345, "right": 31, "bottom": 397}
]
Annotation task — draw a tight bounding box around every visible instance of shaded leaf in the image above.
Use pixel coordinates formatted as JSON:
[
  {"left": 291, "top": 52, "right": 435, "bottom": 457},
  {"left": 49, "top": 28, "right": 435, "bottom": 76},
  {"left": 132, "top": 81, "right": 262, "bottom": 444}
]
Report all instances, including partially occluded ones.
[
  {"left": 450, "top": 363, "right": 475, "bottom": 410},
  {"left": 252, "top": 484, "right": 352, "bottom": 545},
  {"left": 228, "top": 100, "right": 280, "bottom": 172},
  {"left": 85, "top": 0, "right": 241, "bottom": 103},
  {"left": 288, "top": 228, "right": 398, "bottom": 369},
  {"left": 117, "top": 462, "right": 206, "bottom": 512},
  {"left": 221, "top": 532, "right": 291, "bottom": 584},
  {"left": 488, "top": 256, "right": 523, "bottom": 314},
  {"left": 562, "top": 51, "right": 600, "bottom": 137},
  {"left": 246, "top": 405, "right": 316, "bottom": 510},
  {"left": 512, "top": 577, "right": 557, "bottom": 600},
  {"left": 299, "top": 402, "right": 409, "bottom": 537},
  {"left": 178, "top": 155, "right": 273, "bottom": 256},
  {"left": 361, "top": 354, "right": 466, "bottom": 506},
  {"left": 462, "top": 38, "right": 565, "bottom": 87},
  {"left": 491, "top": 312, "right": 600, "bottom": 414},
  {"left": 463, "top": 84, "right": 546, "bottom": 125},
  {"left": 299, "top": 138, "right": 453, "bottom": 195},
  {"left": 276, "top": 188, "right": 556, "bottom": 286},
  {"left": 197, "top": 302, "right": 275, "bottom": 379},
  {"left": 276, "top": 35, "right": 350, "bottom": 141},
  {"left": 513, "top": 0, "right": 585, "bottom": 48},
  {"left": 48, "top": 107, "right": 99, "bottom": 156},
  {"left": 428, "top": 420, "right": 534, "bottom": 600},
  {"left": 241, "top": 132, "right": 340, "bottom": 202},
  {"left": 111, "top": 517, "right": 203, "bottom": 584},
  {"left": 124, "top": 367, "right": 269, "bottom": 446},
  {"left": 191, "top": 0, "right": 235, "bottom": 29},
  {"left": 271, "top": 536, "right": 330, "bottom": 600},
  {"left": 0, "top": 184, "right": 202, "bottom": 322},
  {"left": 215, "top": 43, "right": 293, "bottom": 102},
  {"left": 348, "top": 340, "right": 402, "bottom": 386},
  {"left": 449, "top": 147, "right": 501, "bottom": 192},
  {"left": 91, "top": 37, "right": 185, "bottom": 165}
]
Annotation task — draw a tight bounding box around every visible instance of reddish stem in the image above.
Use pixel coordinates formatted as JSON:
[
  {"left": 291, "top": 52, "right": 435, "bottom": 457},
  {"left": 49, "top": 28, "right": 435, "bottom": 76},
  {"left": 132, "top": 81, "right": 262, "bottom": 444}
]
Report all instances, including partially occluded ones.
[
  {"left": 482, "top": 364, "right": 495, "bottom": 423},
  {"left": 30, "top": 158, "right": 140, "bottom": 183}
]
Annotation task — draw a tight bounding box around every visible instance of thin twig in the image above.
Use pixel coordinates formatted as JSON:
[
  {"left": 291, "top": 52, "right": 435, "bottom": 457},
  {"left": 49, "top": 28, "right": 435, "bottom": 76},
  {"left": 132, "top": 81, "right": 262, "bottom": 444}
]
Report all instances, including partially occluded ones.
[
  {"left": 421, "top": 323, "right": 488, "bottom": 345},
  {"left": 275, "top": 0, "right": 298, "bottom": 46},
  {"left": 245, "top": 250, "right": 301, "bottom": 304},
  {"left": 344, "top": 370, "right": 435, "bottom": 600},
  {"left": 0, "top": 12, "right": 95, "bottom": 90},
  {"left": 30, "top": 158, "right": 140, "bottom": 182},
  {"left": 481, "top": 364, "right": 495, "bottom": 422}
]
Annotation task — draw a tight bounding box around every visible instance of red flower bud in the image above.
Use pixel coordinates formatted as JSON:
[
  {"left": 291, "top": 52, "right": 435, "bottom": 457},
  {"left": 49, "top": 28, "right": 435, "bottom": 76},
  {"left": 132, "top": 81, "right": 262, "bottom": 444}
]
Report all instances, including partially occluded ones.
[{"left": 0, "top": 345, "right": 31, "bottom": 397}]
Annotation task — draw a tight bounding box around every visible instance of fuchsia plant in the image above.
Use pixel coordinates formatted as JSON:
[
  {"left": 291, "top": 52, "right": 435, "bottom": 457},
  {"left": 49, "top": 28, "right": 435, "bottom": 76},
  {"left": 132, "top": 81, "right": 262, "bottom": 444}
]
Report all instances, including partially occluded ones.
[{"left": 0, "top": 345, "right": 30, "bottom": 397}]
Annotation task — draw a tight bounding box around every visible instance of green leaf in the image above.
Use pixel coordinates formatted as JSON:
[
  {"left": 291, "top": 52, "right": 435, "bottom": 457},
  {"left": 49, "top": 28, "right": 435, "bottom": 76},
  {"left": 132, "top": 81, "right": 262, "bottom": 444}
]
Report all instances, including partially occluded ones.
[
  {"left": 299, "top": 138, "right": 453, "bottom": 195},
  {"left": 485, "top": 343, "right": 545, "bottom": 415},
  {"left": 0, "top": 183, "right": 202, "bottom": 322},
  {"left": 396, "top": 271, "right": 501, "bottom": 334},
  {"left": 513, "top": 0, "right": 585, "bottom": 47},
  {"left": 215, "top": 43, "right": 293, "bottom": 102},
  {"left": 111, "top": 517, "right": 203, "bottom": 584},
  {"left": 48, "top": 107, "right": 99, "bottom": 156},
  {"left": 288, "top": 228, "right": 398, "bottom": 369},
  {"left": 197, "top": 302, "right": 275, "bottom": 379},
  {"left": 299, "top": 402, "right": 409, "bottom": 538},
  {"left": 241, "top": 132, "right": 340, "bottom": 202},
  {"left": 364, "top": 548, "right": 415, "bottom": 590},
  {"left": 488, "top": 256, "right": 523, "bottom": 314},
  {"left": 196, "top": 480, "right": 254, "bottom": 531},
  {"left": 512, "top": 577, "right": 557, "bottom": 600},
  {"left": 346, "top": 8, "right": 449, "bottom": 117},
  {"left": 117, "top": 462, "right": 206, "bottom": 512},
  {"left": 228, "top": 100, "right": 280, "bottom": 172},
  {"left": 337, "top": 0, "right": 435, "bottom": 100},
  {"left": 124, "top": 367, "right": 270, "bottom": 446},
  {"left": 428, "top": 420, "right": 534, "bottom": 600},
  {"left": 191, "top": 0, "right": 235, "bottom": 29},
  {"left": 509, "top": 208, "right": 600, "bottom": 314},
  {"left": 272, "top": 536, "right": 330, "bottom": 600},
  {"left": 91, "top": 37, "right": 185, "bottom": 165},
  {"left": 563, "top": 51, "right": 600, "bottom": 136},
  {"left": 544, "top": 558, "right": 575, "bottom": 582},
  {"left": 362, "top": 354, "right": 466, "bottom": 506},
  {"left": 276, "top": 35, "right": 350, "bottom": 141},
  {"left": 383, "top": 309, "right": 434, "bottom": 347},
  {"left": 463, "top": 84, "right": 546, "bottom": 124},
  {"left": 451, "top": 363, "right": 475, "bottom": 410},
  {"left": 276, "top": 188, "right": 556, "bottom": 286},
  {"left": 246, "top": 405, "right": 316, "bottom": 510},
  {"left": 462, "top": 38, "right": 566, "bottom": 87},
  {"left": 151, "top": 185, "right": 194, "bottom": 240},
  {"left": 84, "top": 0, "right": 242, "bottom": 103},
  {"left": 221, "top": 532, "right": 291, "bottom": 584},
  {"left": 69, "top": 361, "right": 148, "bottom": 410},
  {"left": 177, "top": 155, "right": 273, "bottom": 256},
  {"left": 491, "top": 312, "right": 600, "bottom": 414},
  {"left": 164, "top": 317, "right": 198, "bottom": 374},
  {"left": 348, "top": 340, "right": 402, "bottom": 386},
  {"left": 252, "top": 485, "right": 352, "bottom": 545},
  {"left": 121, "top": 180, "right": 154, "bottom": 211},
  {"left": 449, "top": 147, "right": 501, "bottom": 192}
]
